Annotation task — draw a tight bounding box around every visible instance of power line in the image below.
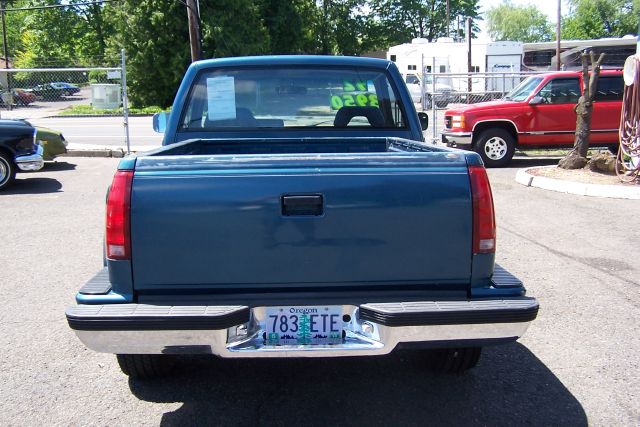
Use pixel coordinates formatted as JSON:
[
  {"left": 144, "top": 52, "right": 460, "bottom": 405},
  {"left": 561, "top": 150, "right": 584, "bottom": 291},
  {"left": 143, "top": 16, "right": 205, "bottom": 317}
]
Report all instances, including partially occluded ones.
[{"left": 2, "top": 0, "right": 121, "bottom": 12}]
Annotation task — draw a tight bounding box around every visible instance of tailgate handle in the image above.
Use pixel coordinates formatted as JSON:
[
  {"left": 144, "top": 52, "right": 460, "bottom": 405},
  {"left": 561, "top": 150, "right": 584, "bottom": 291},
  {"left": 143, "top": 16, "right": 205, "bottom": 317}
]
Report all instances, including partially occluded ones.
[{"left": 281, "top": 195, "right": 324, "bottom": 216}]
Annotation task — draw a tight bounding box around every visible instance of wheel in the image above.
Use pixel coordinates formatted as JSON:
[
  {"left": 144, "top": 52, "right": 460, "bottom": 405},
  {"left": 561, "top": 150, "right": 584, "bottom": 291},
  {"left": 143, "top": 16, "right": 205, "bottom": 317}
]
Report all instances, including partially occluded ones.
[
  {"left": 0, "top": 152, "right": 16, "bottom": 191},
  {"left": 475, "top": 128, "right": 516, "bottom": 167},
  {"left": 426, "top": 347, "right": 482, "bottom": 374},
  {"left": 607, "top": 144, "right": 619, "bottom": 155},
  {"left": 116, "top": 354, "right": 176, "bottom": 379}
]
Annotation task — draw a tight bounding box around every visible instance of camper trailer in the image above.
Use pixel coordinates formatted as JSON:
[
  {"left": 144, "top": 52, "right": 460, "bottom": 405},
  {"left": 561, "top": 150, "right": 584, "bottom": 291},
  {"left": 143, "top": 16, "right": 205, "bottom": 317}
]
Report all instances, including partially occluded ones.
[{"left": 387, "top": 38, "right": 523, "bottom": 104}]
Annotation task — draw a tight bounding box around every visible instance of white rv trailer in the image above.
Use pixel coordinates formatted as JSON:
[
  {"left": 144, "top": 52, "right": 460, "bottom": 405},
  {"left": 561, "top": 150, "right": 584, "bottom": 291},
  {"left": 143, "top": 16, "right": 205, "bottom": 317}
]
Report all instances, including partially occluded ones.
[
  {"left": 387, "top": 38, "right": 523, "bottom": 97},
  {"left": 523, "top": 36, "right": 637, "bottom": 70}
]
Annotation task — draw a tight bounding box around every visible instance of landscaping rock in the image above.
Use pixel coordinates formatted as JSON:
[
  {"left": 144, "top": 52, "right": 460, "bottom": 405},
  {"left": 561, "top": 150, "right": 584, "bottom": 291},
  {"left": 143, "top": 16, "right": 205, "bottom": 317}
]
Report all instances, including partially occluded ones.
[{"left": 588, "top": 152, "right": 616, "bottom": 174}]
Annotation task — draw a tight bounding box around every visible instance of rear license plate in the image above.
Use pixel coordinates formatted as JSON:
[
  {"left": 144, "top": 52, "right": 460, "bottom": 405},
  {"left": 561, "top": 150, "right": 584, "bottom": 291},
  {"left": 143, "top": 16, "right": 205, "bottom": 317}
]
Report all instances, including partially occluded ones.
[{"left": 265, "top": 306, "right": 343, "bottom": 345}]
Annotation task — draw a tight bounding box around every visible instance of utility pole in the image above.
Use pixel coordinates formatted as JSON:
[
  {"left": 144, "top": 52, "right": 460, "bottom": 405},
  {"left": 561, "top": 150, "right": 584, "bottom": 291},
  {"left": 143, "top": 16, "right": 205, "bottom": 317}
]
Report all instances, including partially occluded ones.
[
  {"left": 556, "top": 0, "right": 561, "bottom": 70},
  {"left": 321, "top": 0, "right": 330, "bottom": 55},
  {"left": 467, "top": 17, "right": 472, "bottom": 96},
  {"left": 1, "top": 0, "right": 11, "bottom": 111},
  {"left": 186, "top": 0, "right": 202, "bottom": 61},
  {"left": 446, "top": 0, "right": 450, "bottom": 38}
]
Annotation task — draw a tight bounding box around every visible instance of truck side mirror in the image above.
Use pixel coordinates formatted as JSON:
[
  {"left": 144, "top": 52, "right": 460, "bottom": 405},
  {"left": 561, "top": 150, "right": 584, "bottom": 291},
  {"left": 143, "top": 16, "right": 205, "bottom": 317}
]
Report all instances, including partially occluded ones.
[
  {"left": 153, "top": 112, "right": 169, "bottom": 133},
  {"left": 529, "top": 96, "right": 544, "bottom": 105},
  {"left": 418, "top": 112, "right": 429, "bottom": 131}
]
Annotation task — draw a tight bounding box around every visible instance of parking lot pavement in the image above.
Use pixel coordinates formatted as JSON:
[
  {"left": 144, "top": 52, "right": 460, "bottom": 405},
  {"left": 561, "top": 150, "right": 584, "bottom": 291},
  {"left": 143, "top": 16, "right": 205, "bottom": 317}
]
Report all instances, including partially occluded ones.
[{"left": 0, "top": 157, "right": 638, "bottom": 425}]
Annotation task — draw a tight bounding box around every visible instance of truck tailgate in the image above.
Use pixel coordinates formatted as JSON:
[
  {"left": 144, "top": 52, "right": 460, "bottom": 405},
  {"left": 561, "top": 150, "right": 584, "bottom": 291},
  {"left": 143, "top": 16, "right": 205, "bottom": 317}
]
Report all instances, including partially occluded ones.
[{"left": 129, "top": 153, "right": 472, "bottom": 292}]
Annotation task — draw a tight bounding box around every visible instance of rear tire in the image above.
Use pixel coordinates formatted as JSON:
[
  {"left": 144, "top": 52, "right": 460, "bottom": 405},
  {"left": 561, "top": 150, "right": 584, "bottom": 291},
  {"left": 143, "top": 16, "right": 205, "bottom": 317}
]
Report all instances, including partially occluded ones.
[
  {"left": 116, "top": 354, "right": 176, "bottom": 379},
  {"left": 0, "top": 152, "right": 16, "bottom": 191},
  {"left": 426, "top": 347, "right": 482, "bottom": 374},
  {"left": 475, "top": 128, "right": 515, "bottom": 168}
]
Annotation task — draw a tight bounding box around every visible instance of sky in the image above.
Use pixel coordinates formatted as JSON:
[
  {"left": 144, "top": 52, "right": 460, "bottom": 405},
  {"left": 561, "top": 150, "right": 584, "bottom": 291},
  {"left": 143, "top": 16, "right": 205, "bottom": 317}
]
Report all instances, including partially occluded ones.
[{"left": 477, "top": 0, "right": 572, "bottom": 41}]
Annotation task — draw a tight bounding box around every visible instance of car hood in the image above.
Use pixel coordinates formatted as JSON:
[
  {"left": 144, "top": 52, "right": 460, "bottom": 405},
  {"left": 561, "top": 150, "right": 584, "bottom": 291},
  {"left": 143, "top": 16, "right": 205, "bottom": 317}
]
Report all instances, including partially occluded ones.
[{"left": 444, "top": 99, "right": 524, "bottom": 114}]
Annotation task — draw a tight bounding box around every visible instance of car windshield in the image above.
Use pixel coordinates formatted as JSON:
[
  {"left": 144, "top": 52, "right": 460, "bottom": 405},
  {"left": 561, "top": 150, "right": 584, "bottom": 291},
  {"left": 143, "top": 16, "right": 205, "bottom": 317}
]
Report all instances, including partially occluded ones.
[
  {"left": 180, "top": 66, "right": 407, "bottom": 130},
  {"left": 503, "top": 76, "right": 543, "bottom": 101}
]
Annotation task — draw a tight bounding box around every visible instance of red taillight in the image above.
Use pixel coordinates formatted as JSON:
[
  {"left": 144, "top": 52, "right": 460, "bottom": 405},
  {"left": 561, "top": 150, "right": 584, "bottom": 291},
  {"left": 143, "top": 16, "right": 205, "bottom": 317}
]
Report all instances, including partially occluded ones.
[
  {"left": 469, "top": 166, "right": 496, "bottom": 254},
  {"left": 106, "top": 170, "right": 133, "bottom": 260}
]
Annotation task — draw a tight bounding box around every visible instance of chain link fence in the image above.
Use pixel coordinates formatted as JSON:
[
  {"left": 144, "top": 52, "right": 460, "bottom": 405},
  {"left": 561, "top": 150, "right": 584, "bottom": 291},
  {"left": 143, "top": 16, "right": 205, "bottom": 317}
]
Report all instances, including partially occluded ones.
[
  {"left": 417, "top": 71, "right": 543, "bottom": 142},
  {"left": 0, "top": 66, "right": 124, "bottom": 117}
]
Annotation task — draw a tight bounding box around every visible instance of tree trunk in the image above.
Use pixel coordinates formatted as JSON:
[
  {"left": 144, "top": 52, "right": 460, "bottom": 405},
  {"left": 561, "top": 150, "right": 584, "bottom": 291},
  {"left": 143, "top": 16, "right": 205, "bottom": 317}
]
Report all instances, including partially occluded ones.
[{"left": 558, "top": 51, "right": 605, "bottom": 170}]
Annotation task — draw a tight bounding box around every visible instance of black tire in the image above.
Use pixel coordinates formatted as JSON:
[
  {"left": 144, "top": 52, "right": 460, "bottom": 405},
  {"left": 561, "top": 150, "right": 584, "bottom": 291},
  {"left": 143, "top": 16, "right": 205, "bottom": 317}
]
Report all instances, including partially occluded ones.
[
  {"left": 607, "top": 144, "right": 619, "bottom": 155},
  {"left": 0, "top": 152, "right": 16, "bottom": 191},
  {"left": 426, "top": 347, "right": 482, "bottom": 374},
  {"left": 116, "top": 354, "right": 176, "bottom": 379},
  {"left": 475, "top": 128, "right": 516, "bottom": 168}
]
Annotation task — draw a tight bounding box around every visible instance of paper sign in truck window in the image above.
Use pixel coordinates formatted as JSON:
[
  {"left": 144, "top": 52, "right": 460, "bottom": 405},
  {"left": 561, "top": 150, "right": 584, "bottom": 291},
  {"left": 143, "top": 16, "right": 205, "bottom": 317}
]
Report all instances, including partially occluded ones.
[{"left": 207, "top": 76, "right": 236, "bottom": 121}]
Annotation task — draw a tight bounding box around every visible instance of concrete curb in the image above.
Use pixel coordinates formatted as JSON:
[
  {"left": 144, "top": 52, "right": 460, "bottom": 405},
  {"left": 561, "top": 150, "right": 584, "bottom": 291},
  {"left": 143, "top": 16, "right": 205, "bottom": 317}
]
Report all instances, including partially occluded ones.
[
  {"left": 62, "top": 148, "right": 126, "bottom": 158},
  {"left": 515, "top": 166, "right": 640, "bottom": 200}
]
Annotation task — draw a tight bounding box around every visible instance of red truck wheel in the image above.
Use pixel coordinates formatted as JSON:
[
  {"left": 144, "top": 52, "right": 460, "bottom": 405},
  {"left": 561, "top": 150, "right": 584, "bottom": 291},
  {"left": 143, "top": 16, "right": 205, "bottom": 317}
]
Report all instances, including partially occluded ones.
[{"left": 475, "top": 129, "right": 515, "bottom": 168}]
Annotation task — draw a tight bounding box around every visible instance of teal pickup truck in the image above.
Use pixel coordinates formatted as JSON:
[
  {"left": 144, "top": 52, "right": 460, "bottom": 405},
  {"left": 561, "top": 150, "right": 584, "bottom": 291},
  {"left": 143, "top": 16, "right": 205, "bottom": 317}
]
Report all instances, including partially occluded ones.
[{"left": 66, "top": 56, "right": 538, "bottom": 379}]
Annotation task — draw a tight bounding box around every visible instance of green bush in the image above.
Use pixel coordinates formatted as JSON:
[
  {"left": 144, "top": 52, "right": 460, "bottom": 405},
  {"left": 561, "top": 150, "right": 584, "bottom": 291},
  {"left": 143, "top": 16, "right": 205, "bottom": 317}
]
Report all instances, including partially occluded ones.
[{"left": 88, "top": 70, "right": 109, "bottom": 84}]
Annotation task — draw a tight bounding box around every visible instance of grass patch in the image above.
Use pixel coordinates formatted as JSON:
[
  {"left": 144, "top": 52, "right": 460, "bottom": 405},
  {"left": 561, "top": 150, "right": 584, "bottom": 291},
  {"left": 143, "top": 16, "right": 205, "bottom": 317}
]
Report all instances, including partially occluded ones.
[{"left": 59, "top": 104, "right": 168, "bottom": 116}]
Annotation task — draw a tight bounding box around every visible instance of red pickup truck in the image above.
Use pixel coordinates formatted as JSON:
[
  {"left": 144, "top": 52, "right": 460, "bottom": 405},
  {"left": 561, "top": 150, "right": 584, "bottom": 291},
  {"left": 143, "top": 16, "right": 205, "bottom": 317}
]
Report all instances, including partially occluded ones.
[{"left": 441, "top": 70, "right": 623, "bottom": 167}]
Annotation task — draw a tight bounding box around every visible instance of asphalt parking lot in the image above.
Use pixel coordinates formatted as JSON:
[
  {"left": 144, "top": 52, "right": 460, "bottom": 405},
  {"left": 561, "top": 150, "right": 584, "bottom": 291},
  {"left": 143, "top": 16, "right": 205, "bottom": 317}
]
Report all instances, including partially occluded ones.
[{"left": 0, "top": 157, "right": 638, "bottom": 426}]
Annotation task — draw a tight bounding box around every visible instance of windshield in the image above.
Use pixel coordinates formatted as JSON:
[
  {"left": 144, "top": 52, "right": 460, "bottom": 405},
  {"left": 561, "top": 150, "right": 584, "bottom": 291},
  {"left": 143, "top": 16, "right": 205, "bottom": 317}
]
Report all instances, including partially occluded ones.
[
  {"left": 504, "top": 76, "right": 543, "bottom": 101},
  {"left": 180, "top": 66, "right": 407, "bottom": 130}
]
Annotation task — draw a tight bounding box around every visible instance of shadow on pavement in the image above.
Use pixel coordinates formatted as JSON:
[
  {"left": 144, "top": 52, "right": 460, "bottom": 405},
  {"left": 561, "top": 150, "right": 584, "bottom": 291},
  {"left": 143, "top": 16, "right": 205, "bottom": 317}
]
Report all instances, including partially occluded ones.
[
  {"left": 44, "top": 161, "right": 77, "bottom": 171},
  {"left": 3, "top": 177, "right": 62, "bottom": 194},
  {"left": 129, "top": 343, "right": 587, "bottom": 426}
]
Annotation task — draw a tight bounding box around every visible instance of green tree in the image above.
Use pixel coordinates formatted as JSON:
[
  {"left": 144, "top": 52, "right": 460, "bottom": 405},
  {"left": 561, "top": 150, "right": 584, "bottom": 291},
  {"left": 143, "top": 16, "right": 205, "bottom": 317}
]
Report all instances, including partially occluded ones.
[
  {"left": 104, "top": 0, "right": 271, "bottom": 107},
  {"left": 370, "top": 0, "right": 482, "bottom": 46},
  {"left": 562, "top": 0, "right": 640, "bottom": 39},
  {"left": 68, "top": 0, "right": 113, "bottom": 64},
  {"left": 199, "top": 0, "right": 270, "bottom": 58},
  {"left": 4, "top": 0, "right": 112, "bottom": 68},
  {"left": 259, "top": 0, "right": 317, "bottom": 54},
  {"left": 316, "top": 0, "right": 373, "bottom": 55},
  {"left": 0, "top": 1, "right": 29, "bottom": 64},
  {"left": 13, "top": 1, "right": 84, "bottom": 68},
  {"left": 104, "top": 0, "right": 191, "bottom": 108},
  {"left": 486, "top": 2, "right": 553, "bottom": 42}
]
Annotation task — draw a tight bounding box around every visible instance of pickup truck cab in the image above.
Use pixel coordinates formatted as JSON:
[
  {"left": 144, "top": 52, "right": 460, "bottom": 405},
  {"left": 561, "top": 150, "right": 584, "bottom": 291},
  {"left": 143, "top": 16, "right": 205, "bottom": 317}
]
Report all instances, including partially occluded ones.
[
  {"left": 442, "top": 70, "right": 623, "bottom": 167},
  {"left": 404, "top": 73, "right": 456, "bottom": 107},
  {"left": 66, "top": 56, "right": 537, "bottom": 379}
]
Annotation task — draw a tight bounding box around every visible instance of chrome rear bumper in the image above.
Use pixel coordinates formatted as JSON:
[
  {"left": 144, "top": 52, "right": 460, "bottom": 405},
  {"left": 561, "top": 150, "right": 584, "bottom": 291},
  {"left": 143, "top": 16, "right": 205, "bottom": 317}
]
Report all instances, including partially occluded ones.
[{"left": 67, "top": 298, "right": 538, "bottom": 356}]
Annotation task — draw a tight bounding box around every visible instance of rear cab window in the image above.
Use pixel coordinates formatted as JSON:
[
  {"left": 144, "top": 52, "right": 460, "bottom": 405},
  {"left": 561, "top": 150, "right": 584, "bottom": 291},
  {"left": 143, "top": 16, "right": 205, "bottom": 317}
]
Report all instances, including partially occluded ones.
[
  {"left": 179, "top": 66, "right": 408, "bottom": 131},
  {"left": 595, "top": 75, "right": 624, "bottom": 102}
]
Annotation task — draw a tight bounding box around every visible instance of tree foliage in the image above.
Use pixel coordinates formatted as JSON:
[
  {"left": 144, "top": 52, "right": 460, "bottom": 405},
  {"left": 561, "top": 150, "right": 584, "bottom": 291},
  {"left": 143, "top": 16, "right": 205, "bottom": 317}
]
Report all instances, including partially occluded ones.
[
  {"left": 486, "top": 2, "right": 554, "bottom": 43},
  {"left": 561, "top": 0, "right": 640, "bottom": 40},
  {"left": 370, "top": 0, "right": 481, "bottom": 45},
  {"left": 103, "top": 0, "right": 191, "bottom": 108}
]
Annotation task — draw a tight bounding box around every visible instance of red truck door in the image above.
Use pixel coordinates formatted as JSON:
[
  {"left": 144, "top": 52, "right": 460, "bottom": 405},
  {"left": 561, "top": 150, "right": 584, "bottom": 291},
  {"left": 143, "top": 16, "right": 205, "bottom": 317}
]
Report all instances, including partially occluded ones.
[
  {"left": 591, "top": 74, "right": 624, "bottom": 145},
  {"left": 522, "top": 77, "right": 581, "bottom": 146}
]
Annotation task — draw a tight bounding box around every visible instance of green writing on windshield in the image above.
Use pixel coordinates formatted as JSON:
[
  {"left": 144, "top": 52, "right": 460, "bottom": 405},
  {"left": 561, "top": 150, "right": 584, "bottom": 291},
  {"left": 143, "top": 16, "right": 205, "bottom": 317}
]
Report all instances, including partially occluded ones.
[{"left": 331, "top": 93, "right": 379, "bottom": 110}]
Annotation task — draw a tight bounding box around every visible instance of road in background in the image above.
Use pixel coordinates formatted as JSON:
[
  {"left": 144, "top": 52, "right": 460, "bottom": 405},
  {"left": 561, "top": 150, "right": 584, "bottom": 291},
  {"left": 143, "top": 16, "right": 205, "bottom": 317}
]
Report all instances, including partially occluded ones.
[
  {"left": 30, "top": 116, "right": 163, "bottom": 149},
  {"left": 0, "top": 157, "right": 638, "bottom": 425}
]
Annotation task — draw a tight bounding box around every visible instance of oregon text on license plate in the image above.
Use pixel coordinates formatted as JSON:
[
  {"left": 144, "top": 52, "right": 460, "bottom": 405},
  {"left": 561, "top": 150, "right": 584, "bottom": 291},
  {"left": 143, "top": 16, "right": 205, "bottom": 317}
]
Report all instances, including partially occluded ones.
[{"left": 265, "top": 306, "right": 343, "bottom": 345}]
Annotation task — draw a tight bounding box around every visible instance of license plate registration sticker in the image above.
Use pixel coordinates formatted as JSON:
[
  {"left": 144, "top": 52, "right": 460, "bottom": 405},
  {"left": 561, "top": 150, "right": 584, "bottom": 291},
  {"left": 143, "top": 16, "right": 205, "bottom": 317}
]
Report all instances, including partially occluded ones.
[{"left": 265, "top": 306, "right": 343, "bottom": 345}]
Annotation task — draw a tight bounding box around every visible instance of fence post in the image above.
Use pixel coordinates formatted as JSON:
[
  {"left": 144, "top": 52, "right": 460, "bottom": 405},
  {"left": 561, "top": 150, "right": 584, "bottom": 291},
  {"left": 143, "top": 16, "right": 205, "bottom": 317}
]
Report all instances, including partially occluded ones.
[
  {"left": 432, "top": 57, "right": 436, "bottom": 141},
  {"left": 121, "top": 49, "right": 131, "bottom": 154},
  {"left": 421, "top": 53, "right": 425, "bottom": 111}
]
